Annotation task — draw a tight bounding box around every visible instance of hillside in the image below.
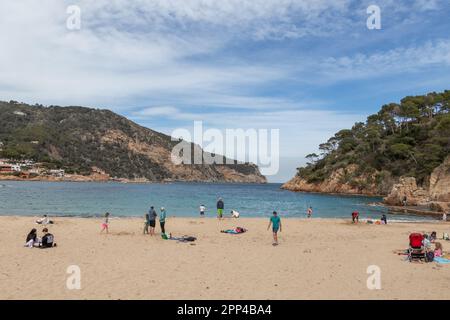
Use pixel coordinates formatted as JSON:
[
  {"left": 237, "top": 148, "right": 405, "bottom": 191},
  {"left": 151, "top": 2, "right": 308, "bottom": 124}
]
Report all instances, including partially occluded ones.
[
  {"left": 0, "top": 101, "right": 266, "bottom": 183},
  {"left": 282, "top": 90, "right": 450, "bottom": 196}
]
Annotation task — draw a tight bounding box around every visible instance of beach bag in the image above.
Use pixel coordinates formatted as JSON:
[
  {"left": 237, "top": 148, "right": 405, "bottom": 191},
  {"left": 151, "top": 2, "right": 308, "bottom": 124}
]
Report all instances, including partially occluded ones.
[{"left": 426, "top": 251, "right": 434, "bottom": 262}]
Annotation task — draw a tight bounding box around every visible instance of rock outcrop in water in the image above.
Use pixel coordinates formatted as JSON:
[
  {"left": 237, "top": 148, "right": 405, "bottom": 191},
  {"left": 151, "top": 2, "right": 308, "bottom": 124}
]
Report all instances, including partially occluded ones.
[
  {"left": 281, "top": 164, "right": 382, "bottom": 195},
  {"left": 0, "top": 101, "right": 266, "bottom": 183}
]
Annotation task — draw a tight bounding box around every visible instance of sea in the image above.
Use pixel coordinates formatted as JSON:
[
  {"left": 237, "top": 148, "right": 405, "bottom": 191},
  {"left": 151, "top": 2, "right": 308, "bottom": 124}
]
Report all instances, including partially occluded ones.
[{"left": 0, "top": 181, "right": 435, "bottom": 221}]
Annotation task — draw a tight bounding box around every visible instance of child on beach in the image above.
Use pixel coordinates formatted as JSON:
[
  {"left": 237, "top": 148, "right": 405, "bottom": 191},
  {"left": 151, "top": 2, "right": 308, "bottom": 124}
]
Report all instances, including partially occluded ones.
[
  {"left": 143, "top": 212, "right": 150, "bottom": 234},
  {"left": 267, "top": 211, "right": 282, "bottom": 246},
  {"left": 100, "top": 212, "right": 110, "bottom": 234},
  {"left": 199, "top": 204, "right": 206, "bottom": 217},
  {"left": 160, "top": 207, "right": 166, "bottom": 234},
  {"left": 231, "top": 210, "right": 240, "bottom": 218},
  {"left": 434, "top": 242, "right": 443, "bottom": 257},
  {"left": 307, "top": 207, "right": 313, "bottom": 218},
  {"left": 36, "top": 214, "right": 53, "bottom": 225}
]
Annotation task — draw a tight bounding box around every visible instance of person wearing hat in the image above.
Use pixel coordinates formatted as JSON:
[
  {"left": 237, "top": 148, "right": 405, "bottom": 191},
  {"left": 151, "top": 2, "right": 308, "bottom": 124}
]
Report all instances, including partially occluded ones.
[{"left": 160, "top": 207, "right": 167, "bottom": 234}]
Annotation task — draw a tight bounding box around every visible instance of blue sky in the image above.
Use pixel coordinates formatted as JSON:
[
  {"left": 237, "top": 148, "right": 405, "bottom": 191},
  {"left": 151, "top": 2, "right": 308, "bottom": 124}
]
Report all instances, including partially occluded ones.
[{"left": 0, "top": 0, "right": 449, "bottom": 182}]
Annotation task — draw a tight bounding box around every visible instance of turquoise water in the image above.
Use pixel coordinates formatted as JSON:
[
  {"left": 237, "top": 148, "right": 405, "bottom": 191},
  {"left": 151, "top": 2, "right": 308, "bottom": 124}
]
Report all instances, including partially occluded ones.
[{"left": 0, "top": 181, "right": 431, "bottom": 221}]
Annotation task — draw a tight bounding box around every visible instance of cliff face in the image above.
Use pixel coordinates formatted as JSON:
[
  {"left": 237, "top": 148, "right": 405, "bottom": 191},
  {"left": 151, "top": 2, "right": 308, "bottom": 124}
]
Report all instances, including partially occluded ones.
[
  {"left": 429, "top": 156, "right": 450, "bottom": 202},
  {"left": 281, "top": 164, "right": 386, "bottom": 196},
  {"left": 0, "top": 101, "right": 266, "bottom": 183},
  {"left": 383, "top": 156, "right": 450, "bottom": 212}
]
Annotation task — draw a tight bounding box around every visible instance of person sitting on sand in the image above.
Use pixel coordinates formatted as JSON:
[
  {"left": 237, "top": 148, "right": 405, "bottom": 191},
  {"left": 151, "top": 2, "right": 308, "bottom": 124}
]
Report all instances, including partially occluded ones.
[
  {"left": 148, "top": 206, "right": 157, "bottom": 236},
  {"left": 24, "top": 228, "right": 39, "bottom": 248},
  {"left": 430, "top": 231, "right": 437, "bottom": 242},
  {"left": 307, "top": 206, "right": 313, "bottom": 218},
  {"left": 267, "top": 211, "right": 282, "bottom": 246},
  {"left": 381, "top": 214, "right": 387, "bottom": 225},
  {"left": 143, "top": 212, "right": 150, "bottom": 235},
  {"left": 352, "top": 210, "right": 359, "bottom": 223},
  {"left": 36, "top": 215, "right": 53, "bottom": 225},
  {"left": 160, "top": 207, "right": 167, "bottom": 234},
  {"left": 199, "top": 204, "right": 206, "bottom": 217},
  {"left": 100, "top": 212, "right": 110, "bottom": 234},
  {"left": 221, "top": 227, "right": 246, "bottom": 234},
  {"left": 41, "top": 228, "right": 56, "bottom": 248},
  {"left": 434, "top": 242, "right": 443, "bottom": 257},
  {"left": 231, "top": 210, "right": 240, "bottom": 218}
]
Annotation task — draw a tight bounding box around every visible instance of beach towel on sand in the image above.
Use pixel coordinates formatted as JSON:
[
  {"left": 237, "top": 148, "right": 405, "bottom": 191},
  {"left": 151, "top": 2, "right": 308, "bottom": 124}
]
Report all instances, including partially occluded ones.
[
  {"left": 168, "top": 235, "right": 196, "bottom": 242},
  {"left": 434, "top": 257, "right": 450, "bottom": 264}
]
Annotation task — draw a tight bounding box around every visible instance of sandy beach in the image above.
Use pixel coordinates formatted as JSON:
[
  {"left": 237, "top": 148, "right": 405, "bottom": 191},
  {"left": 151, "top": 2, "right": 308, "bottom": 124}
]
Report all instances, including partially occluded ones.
[{"left": 1, "top": 216, "right": 450, "bottom": 300}]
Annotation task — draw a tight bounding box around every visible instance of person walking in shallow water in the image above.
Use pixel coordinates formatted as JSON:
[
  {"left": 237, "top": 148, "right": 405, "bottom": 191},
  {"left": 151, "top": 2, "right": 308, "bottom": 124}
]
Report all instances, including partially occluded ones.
[{"left": 307, "top": 206, "right": 313, "bottom": 218}]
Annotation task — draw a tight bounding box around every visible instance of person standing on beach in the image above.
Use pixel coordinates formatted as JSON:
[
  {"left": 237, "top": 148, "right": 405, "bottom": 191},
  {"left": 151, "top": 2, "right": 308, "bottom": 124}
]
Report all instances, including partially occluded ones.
[
  {"left": 160, "top": 207, "right": 167, "bottom": 234},
  {"left": 148, "top": 206, "right": 157, "bottom": 236},
  {"left": 351, "top": 210, "right": 359, "bottom": 223},
  {"left": 100, "top": 212, "right": 110, "bottom": 234},
  {"left": 143, "top": 212, "right": 150, "bottom": 234},
  {"left": 267, "top": 211, "right": 282, "bottom": 245},
  {"left": 307, "top": 206, "right": 313, "bottom": 218},
  {"left": 199, "top": 204, "right": 206, "bottom": 217},
  {"left": 217, "top": 198, "right": 224, "bottom": 219}
]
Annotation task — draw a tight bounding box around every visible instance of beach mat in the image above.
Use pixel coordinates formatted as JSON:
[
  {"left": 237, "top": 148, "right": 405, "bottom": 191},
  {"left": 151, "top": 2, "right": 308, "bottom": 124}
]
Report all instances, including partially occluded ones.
[{"left": 434, "top": 257, "right": 450, "bottom": 264}]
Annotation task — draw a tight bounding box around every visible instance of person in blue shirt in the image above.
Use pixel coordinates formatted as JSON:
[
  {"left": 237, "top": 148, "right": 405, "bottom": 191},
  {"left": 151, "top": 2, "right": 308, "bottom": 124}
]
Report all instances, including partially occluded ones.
[
  {"left": 267, "top": 211, "right": 282, "bottom": 245},
  {"left": 160, "top": 207, "right": 167, "bottom": 234}
]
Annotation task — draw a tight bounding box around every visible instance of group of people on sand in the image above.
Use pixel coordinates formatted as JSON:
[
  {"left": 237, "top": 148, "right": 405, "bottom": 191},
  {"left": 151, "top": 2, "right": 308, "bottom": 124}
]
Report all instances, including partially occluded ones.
[
  {"left": 351, "top": 210, "right": 388, "bottom": 225},
  {"left": 98, "top": 197, "right": 284, "bottom": 245},
  {"left": 143, "top": 206, "right": 166, "bottom": 236},
  {"left": 24, "top": 215, "right": 56, "bottom": 248},
  {"left": 423, "top": 231, "right": 444, "bottom": 259},
  {"left": 198, "top": 198, "right": 240, "bottom": 219}
]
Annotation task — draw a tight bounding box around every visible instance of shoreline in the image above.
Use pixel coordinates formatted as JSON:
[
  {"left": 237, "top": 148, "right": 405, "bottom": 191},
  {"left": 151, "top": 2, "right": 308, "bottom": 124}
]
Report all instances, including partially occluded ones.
[
  {"left": 0, "top": 214, "right": 439, "bottom": 223},
  {"left": 0, "top": 176, "right": 269, "bottom": 184},
  {"left": 2, "top": 216, "right": 450, "bottom": 299}
]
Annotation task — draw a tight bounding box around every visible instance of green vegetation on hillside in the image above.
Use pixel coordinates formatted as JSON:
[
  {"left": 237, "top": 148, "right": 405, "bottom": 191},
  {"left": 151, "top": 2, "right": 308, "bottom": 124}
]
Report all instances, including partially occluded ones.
[
  {"left": 0, "top": 101, "right": 264, "bottom": 181},
  {"left": 297, "top": 90, "right": 450, "bottom": 193}
]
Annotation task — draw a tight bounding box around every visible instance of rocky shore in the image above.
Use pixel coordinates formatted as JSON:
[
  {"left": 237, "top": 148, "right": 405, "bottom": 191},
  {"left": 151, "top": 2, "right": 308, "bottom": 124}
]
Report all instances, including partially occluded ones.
[{"left": 282, "top": 156, "right": 450, "bottom": 215}]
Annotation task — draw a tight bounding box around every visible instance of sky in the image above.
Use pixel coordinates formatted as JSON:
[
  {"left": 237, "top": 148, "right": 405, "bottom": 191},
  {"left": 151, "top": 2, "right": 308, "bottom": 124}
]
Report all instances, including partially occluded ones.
[{"left": 0, "top": 0, "right": 449, "bottom": 182}]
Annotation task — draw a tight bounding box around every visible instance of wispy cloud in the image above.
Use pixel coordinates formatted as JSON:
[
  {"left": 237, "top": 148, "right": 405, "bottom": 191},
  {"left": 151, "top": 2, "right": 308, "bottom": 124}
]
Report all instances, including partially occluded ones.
[{"left": 0, "top": 0, "right": 449, "bottom": 181}]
